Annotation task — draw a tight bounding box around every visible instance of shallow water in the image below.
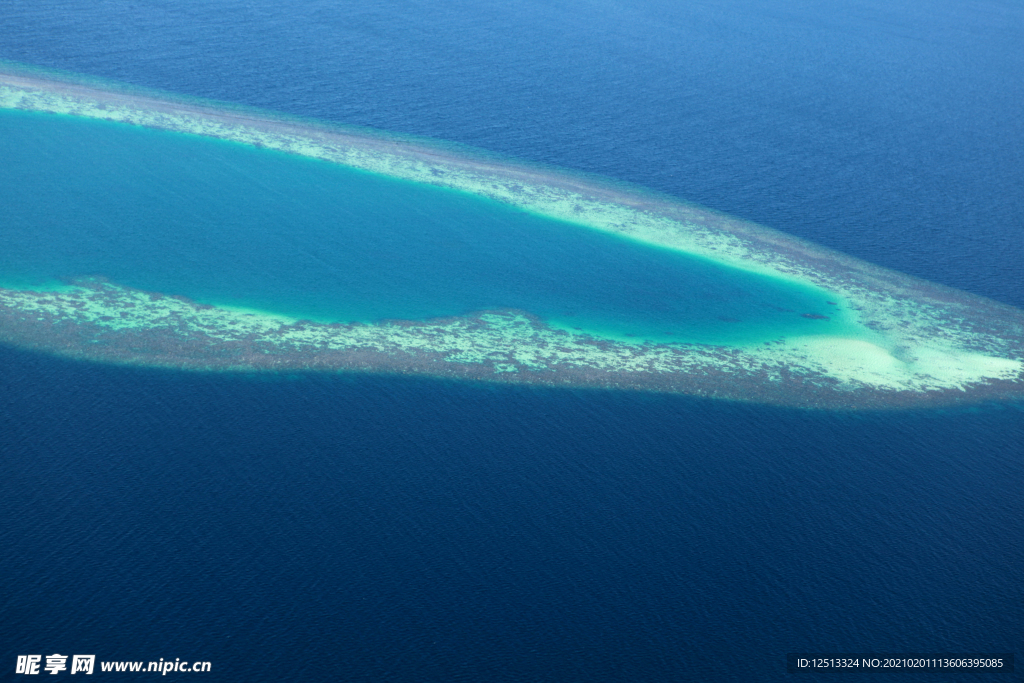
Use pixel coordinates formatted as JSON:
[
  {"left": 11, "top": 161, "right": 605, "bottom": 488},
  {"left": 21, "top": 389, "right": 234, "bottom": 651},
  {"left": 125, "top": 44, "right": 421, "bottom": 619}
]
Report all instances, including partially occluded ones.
[{"left": 0, "top": 108, "right": 854, "bottom": 345}]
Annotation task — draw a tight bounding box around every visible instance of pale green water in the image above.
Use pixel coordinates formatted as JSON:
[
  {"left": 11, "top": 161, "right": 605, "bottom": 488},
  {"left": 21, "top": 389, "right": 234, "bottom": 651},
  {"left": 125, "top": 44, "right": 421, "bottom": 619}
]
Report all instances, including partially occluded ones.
[{"left": 0, "top": 108, "right": 858, "bottom": 344}]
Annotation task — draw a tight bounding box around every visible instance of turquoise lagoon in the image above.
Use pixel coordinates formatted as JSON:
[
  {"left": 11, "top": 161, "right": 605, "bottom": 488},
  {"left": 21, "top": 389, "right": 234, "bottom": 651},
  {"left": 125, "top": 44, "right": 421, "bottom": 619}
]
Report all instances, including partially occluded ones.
[{"left": 0, "top": 108, "right": 851, "bottom": 346}]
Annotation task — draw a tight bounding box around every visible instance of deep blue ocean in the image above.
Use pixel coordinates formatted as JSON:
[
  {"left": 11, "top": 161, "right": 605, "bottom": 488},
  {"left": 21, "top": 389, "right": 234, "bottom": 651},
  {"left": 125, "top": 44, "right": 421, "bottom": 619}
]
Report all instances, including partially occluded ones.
[{"left": 1, "top": 1, "right": 1022, "bottom": 681}]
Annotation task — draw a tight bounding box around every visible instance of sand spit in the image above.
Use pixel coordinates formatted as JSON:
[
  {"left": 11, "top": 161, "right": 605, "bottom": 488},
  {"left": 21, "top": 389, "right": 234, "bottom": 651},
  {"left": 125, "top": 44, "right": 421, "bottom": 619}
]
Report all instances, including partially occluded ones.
[{"left": 2, "top": 67, "right": 1023, "bottom": 408}]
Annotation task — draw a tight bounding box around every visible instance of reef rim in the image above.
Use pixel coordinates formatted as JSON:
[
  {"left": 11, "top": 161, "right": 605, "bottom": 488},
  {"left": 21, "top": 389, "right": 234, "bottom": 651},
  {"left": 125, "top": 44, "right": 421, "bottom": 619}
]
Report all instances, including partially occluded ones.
[{"left": 2, "top": 64, "right": 1023, "bottom": 410}]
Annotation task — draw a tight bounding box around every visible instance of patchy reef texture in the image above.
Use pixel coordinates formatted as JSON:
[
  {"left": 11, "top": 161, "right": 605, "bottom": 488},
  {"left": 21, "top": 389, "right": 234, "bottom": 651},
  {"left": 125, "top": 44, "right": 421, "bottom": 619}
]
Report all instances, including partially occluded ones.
[{"left": 2, "top": 65, "right": 1023, "bottom": 409}]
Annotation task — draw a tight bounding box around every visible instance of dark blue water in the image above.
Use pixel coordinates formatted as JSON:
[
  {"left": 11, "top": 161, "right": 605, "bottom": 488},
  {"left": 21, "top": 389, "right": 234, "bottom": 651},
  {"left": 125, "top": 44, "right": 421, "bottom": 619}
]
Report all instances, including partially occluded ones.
[
  {"left": 2, "top": 1, "right": 1022, "bottom": 681},
  {"left": 0, "top": 109, "right": 851, "bottom": 344}
]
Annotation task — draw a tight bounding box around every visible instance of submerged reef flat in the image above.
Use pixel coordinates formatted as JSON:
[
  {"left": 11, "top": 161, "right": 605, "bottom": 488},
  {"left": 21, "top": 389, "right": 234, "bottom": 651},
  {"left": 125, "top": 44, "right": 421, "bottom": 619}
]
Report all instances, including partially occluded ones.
[{"left": 2, "top": 66, "right": 1024, "bottom": 409}]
